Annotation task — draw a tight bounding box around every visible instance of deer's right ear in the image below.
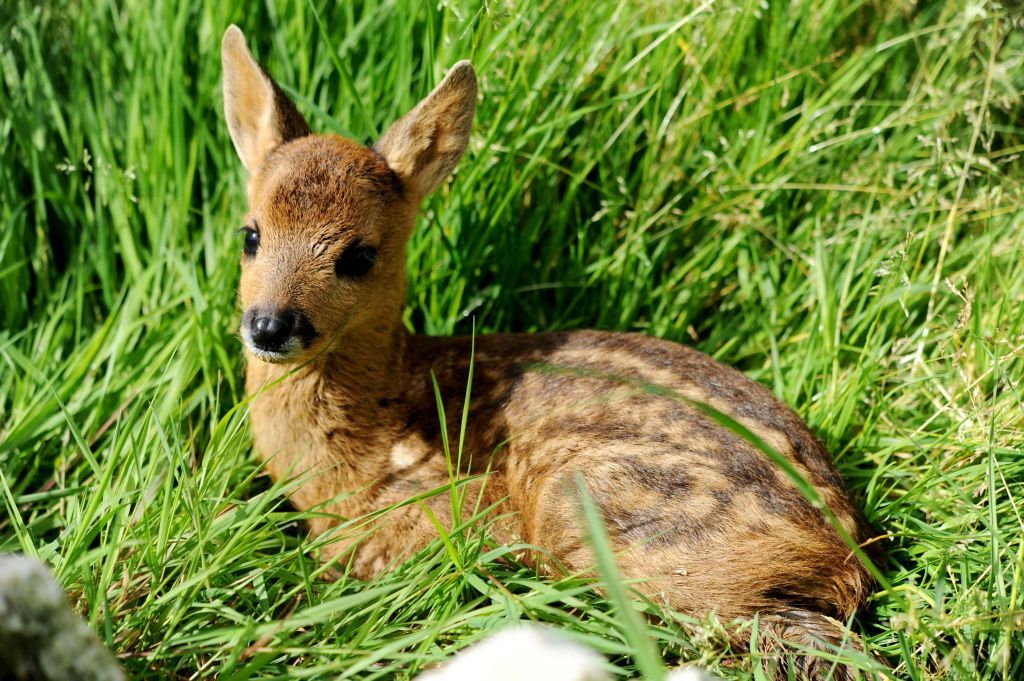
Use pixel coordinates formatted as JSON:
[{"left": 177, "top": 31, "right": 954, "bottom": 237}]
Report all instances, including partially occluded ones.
[{"left": 221, "top": 25, "right": 309, "bottom": 173}]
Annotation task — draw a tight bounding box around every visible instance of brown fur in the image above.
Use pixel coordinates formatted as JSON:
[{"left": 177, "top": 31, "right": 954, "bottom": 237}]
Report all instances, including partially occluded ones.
[{"left": 222, "top": 26, "right": 877, "bottom": 678}]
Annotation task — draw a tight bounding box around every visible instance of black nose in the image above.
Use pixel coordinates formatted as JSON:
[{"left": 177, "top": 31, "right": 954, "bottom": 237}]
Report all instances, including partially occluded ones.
[
  {"left": 244, "top": 307, "right": 317, "bottom": 354},
  {"left": 249, "top": 311, "right": 295, "bottom": 351}
]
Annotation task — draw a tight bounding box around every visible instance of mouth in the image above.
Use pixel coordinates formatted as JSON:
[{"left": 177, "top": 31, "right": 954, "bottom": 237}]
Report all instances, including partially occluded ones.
[{"left": 240, "top": 326, "right": 303, "bottom": 364}]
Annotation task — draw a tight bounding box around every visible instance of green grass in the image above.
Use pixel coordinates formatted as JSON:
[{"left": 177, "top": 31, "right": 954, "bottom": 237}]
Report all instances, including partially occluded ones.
[{"left": 1, "top": 0, "right": 1022, "bottom": 678}]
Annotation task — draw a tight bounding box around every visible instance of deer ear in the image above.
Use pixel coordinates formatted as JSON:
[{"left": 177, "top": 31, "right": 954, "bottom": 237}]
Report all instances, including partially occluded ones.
[
  {"left": 375, "top": 61, "right": 477, "bottom": 199},
  {"left": 221, "top": 25, "right": 310, "bottom": 173}
]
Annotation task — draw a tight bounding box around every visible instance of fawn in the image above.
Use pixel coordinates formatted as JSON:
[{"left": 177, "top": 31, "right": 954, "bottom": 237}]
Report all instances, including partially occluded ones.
[{"left": 222, "top": 25, "right": 875, "bottom": 678}]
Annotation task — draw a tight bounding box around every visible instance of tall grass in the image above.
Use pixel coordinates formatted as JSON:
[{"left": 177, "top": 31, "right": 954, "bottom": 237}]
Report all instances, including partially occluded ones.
[{"left": 1, "top": 0, "right": 1022, "bottom": 678}]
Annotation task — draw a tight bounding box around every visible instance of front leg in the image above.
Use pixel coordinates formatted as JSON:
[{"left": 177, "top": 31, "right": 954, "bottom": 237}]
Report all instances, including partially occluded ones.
[
  {"left": 310, "top": 496, "right": 452, "bottom": 580},
  {"left": 317, "top": 529, "right": 399, "bottom": 580}
]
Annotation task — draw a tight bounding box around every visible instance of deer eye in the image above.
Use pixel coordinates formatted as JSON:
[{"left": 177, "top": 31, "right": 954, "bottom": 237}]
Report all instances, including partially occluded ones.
[
  {"left": 241, "top": 227, "right": 259, "bottom": 257},
  {"left": 335, "top": 244, "right": 377, "bottom": 278}
]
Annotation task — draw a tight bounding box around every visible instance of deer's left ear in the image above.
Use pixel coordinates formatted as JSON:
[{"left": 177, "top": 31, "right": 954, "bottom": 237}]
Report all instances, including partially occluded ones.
[
  {"left": 221, "top": 25, "right": 310, "bottom": 173},
  {"left": 375, "top": 61, "right": 477, "bottom": 200}
]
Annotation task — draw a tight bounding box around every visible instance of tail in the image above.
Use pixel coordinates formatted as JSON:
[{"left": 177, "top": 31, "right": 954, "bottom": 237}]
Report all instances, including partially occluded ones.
[{"left": 753, "top": 609, "right": 880, "bottom": 681}]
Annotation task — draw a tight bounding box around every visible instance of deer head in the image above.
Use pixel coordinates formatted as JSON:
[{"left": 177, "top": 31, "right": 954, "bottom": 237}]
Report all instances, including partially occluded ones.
[{"left": 221, "top": 25, "right": 476, "bottom": 363}]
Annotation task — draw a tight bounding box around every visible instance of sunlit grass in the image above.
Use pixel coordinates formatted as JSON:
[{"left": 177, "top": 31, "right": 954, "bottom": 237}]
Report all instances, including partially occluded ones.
[{"left": 1, "top": 0, "right": 1022, "bottom": 678}]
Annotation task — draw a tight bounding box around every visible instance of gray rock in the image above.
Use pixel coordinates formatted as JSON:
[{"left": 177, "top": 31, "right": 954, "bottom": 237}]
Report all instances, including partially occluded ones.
[{"left": 0, "top": 555, "right": 124, "bottom": 681}]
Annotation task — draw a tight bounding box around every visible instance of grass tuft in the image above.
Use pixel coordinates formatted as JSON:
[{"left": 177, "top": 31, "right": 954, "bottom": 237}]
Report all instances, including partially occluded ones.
[{"left": 1, "top": 0, "right": 1022, "bottom": 678}]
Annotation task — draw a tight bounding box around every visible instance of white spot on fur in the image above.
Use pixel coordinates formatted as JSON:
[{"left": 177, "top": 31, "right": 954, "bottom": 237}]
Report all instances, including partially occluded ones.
[{"left": 390, "top": 441, "right": 421, "bottom": 468}]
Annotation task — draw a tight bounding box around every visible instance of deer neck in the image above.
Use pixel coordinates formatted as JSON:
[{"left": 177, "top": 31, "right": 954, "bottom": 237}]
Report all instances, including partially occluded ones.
[
  {"left": 242, "top": 318, "right": 411, "bottom": 520},
  {"left": 319, "top": 318, "right": 410, "bottom": 404},
  {"left": 247, "top": 314, "right": 408, "bottom": 405},
  {"left": 251, "top": 307, "right": 410, "bottom": 446}
]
